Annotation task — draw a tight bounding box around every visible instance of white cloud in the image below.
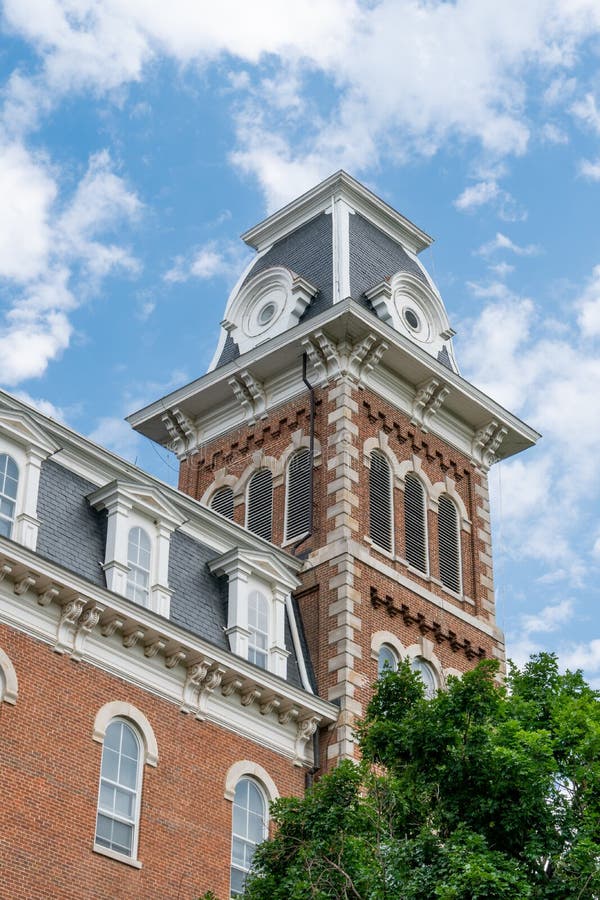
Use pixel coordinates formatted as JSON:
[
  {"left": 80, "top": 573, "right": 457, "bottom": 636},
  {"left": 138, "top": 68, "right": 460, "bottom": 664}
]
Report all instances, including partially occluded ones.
[
  {"left": 540, "top": 122, "right": 569, "bottom": 144},
  {"left": 88, "top": 416, "right": 141, "bottom": 461},
  {"left": 477, "top": 232, "right": 542, "bottom": 257},
  {"left": 3, "top": 1, "right": 600, "bottom": 209},
  {"left": 0, "top": 146, "right": 141, "bottom": 386},
  {"left": 578, "top": 157, "right": 600, "bottom": 181},
  {"left": 489, "top": 262, "right": 515, "bottom": 278},
  {"left": 455, "top": 181, "right": 500, "bottom": 211},
  {"left": 164, "top": 240, "right": 251, "bottom": 285},
  {"left": 521, "top": 599, "right": 573, "bottom": 635},
  {"left": 571, "top": 91, "right": 600, "bottom": 133},
  {"left": 13, "top": 390, "right": 68, "bottom": 423},
  {"left": 561, "top": 639, "right": 600, "bottom": 674}
]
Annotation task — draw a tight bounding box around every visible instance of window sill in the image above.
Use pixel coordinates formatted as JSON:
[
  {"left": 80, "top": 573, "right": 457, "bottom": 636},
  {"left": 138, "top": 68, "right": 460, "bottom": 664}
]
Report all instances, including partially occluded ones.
[{"left": 93, "top": 843, "right": 142, "bottom": 869}]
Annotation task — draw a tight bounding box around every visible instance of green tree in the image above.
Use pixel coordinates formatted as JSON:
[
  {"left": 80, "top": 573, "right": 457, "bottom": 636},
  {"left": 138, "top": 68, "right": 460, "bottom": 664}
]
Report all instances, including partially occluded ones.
[{"left": 242, "top": 654, "right": 600, "bottom": 899}]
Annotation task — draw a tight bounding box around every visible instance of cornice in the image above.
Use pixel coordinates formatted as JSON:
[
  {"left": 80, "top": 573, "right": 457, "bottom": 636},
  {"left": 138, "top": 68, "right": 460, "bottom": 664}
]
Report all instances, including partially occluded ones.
[
  {"left": 241, "top": 171, "right": 432, "bottom": 256},
  {"left": 0, "top": 537, "right": 336, "bottom": 765}
]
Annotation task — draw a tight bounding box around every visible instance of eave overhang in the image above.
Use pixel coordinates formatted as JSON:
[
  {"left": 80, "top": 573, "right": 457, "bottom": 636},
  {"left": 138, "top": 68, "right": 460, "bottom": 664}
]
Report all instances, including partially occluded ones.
[{"left": 128, "top": 300, "right": 540, "bottom": 466}]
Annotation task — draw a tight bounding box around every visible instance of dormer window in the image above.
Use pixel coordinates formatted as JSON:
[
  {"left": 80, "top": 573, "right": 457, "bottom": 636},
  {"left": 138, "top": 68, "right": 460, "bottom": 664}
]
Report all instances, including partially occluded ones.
[
  {"left": 247, "top": 590, "right": 269, "bottom": 669},
  {"left": 126, "top": 527, "right": 151, "bottom": 607},
  {"left": 0, "top": 454, "right": 18, "bottom": 539}
]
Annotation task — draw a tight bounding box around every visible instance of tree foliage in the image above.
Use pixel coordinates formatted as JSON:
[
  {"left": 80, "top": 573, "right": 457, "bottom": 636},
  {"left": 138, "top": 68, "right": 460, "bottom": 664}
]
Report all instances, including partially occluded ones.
[{"left": 242, "top": 654, "right": 600, "bottom": 899}]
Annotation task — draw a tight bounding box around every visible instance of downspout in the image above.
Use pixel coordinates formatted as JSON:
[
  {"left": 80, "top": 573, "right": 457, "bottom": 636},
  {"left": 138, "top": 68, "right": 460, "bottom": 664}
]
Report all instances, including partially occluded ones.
[{"left": 294, "top": 351, "right": 315, "bottom": 552}]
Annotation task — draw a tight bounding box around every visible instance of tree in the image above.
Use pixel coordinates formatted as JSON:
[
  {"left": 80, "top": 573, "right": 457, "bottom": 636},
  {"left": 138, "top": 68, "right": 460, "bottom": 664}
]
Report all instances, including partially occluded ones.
[{"left": 242, "top": 654, "right": 600, "bottom": 899}]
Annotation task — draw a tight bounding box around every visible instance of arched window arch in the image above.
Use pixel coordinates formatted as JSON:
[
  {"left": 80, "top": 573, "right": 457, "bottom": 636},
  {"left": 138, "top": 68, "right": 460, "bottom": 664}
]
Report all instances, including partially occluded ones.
[
  {"left": 95, "top": 719, "right": 143, "bottom": 861},
  {"left": 230, "top": 777, "right": 268, "bottom": 898},
  {"left": 126, "top": 527, "right": 151, "bottom": 607},
  {"left": 285, "top": 447, "right": 311, "bottom": 542},
  {"left": 247, "top": 469, "right": 273, "bottom": 541},
  {"left": 438, "top": 494, "right": 461, "bottom": 593},
  {"left": 210, "top": 485, "right": 234, "bottom": 519},
  {"left": 377, "top": 644, "right": 398, "bottom": 676},
  {"left": 404, "top": 473, "right": 428, "bottom": 573},
  {"left": 0, "top": 453, "right": 19, "bottom": 539},
  {"left": 248, "top": 590, "right": 269, "bottom": 669},
  {"left": 369, "top": 450, "right": 393, "bottom": 553},
  {"left": 411, "top": 656, "right": 438, "bottom": 699}
]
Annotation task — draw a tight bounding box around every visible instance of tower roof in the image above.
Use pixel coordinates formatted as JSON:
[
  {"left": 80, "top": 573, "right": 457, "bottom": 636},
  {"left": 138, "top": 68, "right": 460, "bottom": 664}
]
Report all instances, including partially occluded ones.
[{"left": 209, "top": 171, "right": 458, "bottom": 374}]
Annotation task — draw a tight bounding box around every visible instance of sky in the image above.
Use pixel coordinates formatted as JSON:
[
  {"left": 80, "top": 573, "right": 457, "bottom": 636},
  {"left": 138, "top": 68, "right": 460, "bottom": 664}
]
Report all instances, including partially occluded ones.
[{"left": 0, "top": 0, "right": 599, "bottom": 683}]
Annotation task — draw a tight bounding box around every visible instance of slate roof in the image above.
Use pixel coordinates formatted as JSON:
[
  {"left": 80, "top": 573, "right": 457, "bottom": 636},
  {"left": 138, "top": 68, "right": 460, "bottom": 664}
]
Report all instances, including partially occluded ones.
[{"left": 35, "top": 458, "right": 304, "bottom": 689}]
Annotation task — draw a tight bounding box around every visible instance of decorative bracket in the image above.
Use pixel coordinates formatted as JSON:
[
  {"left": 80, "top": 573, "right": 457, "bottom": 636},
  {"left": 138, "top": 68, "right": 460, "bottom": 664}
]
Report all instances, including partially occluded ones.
[
  {"left": 228, "top": 370, "right": 267, "bottom": 423},
  {"left": 472, "top": 421, "right": 508, "bottom": 471},
  {"left": 347, "top": 333, "right": 388, "bottom": 386},
  {"left": 55, "top": 597, "right": 86, "bottom": 654},
  {"left": 410, "top": 378, "right": 450, "bottom": 432},
  {"left": 72, "top": 604, "right": 103, "bottom": 661},
  {"left": 301, "top": 331, "right": 340, "bottom": 383},
  {"left": 294, "top": 715, "right": 320, "bottom": 765},
  {"left": 161, "top": 407, "right": 197, "bottom": 460}
]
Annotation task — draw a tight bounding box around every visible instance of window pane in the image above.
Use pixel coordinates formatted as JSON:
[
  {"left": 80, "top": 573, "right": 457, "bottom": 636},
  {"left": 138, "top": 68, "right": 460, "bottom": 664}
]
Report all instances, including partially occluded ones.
[
  {"left": 114, "top": 787, "right": 135, "bottom": 819},
  {"left": 231, "top": 779, "right": 267, "bottom": 897},
  {"left": 95, "top": 813, "right": 112, "bottom": 845},
  {"left": 112, "top": 820, "right": 133, "bottom": 855},
  {"left": 378, "top": 645, "right": 397, "bottom": 675},
  {"left": 101, "top": 747, "right": 119, "bottom": 781},
  {"left": 0, "top": 518, "right": 11, "bottom": 538},
  {"left": 99, "top": 782, "right": 115, "bottom": 813}
]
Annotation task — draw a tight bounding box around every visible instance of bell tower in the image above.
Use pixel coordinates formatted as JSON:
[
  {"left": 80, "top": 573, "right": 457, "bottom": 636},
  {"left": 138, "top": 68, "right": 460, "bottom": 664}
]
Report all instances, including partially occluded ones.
[{"left": 129, "top": 172, "right": 539, "bottom": 766}]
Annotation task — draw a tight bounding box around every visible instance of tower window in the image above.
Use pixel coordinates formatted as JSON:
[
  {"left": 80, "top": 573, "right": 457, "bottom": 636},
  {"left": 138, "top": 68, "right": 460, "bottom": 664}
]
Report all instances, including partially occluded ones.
[
  {"left": 247, "top": 469, "right": 273, "bottom": 542},
  {"left": 438, "top": 494, "right": 461, "bottom": 593},
  {"left": 377, "top": 644, "right": 398, "bottom": 675},
  {"left": 126, "top": 527, "right": 151, "bottom": 607},
  {"left": 95, "top": 719, "right": 142, "bottom": 859},
  {"left": 369, "top": 450, "right": 393, "bottom": 553},
  {"left": 230, "top": 778, "right": 268, "bottom": 897},
  {"left": 411, "top": 657, "right": 438, "bottom": 698},
  {"left": 210, "top": 486, "right": 234, "bottom": 520},
  {"left": 285, "top": 448, "right": 311, "bottom": 541},
  {"left": 404, "top": 473, "right": 428, "bottom": 573},
  {"left": 0, "top": 453, "right": 19, "bottom": 539}
]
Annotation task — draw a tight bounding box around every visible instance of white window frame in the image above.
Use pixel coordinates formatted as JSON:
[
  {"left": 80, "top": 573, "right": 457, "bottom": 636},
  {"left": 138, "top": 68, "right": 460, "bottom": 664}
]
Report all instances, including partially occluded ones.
[
  {"left": 126, "top": 526, "right": 152, "bottom": 608},
  {"left": 94, "top": 718, "right": 143, "bottom": 866},
  {"left": 0, "top": 453, "right": 19, "bottom": 540},
  {"left": 230, "top": 776, "right": 268, "bottom": 897},
  {"left": 208, "top": 549, "right": 299, "bottom": 678},
  {"left": 88, "top": 481, "right": 185, "bottom": 618},
  {"left": 377, "top": 643, "right": 399, "bottom": 676},
  {"left": 0, "top": 409, "right": 59, "bottom": 551}
]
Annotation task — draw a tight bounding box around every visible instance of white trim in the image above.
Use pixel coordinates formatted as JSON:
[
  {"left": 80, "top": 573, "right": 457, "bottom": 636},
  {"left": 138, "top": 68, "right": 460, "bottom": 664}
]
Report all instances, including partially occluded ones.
[
  {"left": 0, "top": 646, "right": 18, "bottom": 704},
  {"left": 93, "top": 843, "right": 142, "bottom": 869},
  {"left": 94, "top": 718, "right": 144, "bottom": 865},
  {"left": 370, "top": 630, "right": 406, "bottom": 661},
  {"left": 93, "top": 701, "right": 159, "bottom": 767},
  {"left": 224, "top": 760, "right": 279, "bottom": 802}
]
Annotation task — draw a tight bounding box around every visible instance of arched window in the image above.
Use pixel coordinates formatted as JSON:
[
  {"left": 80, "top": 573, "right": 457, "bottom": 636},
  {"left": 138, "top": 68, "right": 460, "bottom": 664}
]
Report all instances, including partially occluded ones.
[
  {"left": 404, "top": 473, "right": 428, "bottom": 573},
  {"left": 248, "top": 590, "right": 269, "bottom": 669},
  {"left": 369, "top": 450, "right": 393, "bottom": 552},
  {"left": 438, "top": 494, "right": 461, "bottom": 593},
  {"left": 411, "top": 657, "right": 438, "bottom": 699},
  {"left": 0, "top": 453, "right": 19, "bottom": 539},
  {"left": 285, "top": 448, "right": 311, "bottom": 541},
  {"left": 210, "top": 486, "right": 234, "bottom": 520},
  {"left": 230, "top": 777, "right": 268, "bottom": 898},
  {"left": 126, "top": 527, "right": 151, "bottom": 607},
  {"left": 247, "top": 469, "right": 273, "bottom": 542},
  {"left": 95, "top": 719, "right": 142, "bottom": 859},
  {"left": 378, "top": 644, "right": 398, "bottom": 676}
]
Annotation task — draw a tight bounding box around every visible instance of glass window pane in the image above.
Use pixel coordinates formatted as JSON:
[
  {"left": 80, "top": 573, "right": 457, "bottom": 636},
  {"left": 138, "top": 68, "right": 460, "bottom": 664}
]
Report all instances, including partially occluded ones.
[
  {"left": 99, "top": 782, "right": 115, "bottom": 813},
  {"left": 0, "top": 518, "right": 11, "bottom": 538},
  {"left": 95, "top": 813, "right": 112, "bottom": 845},
  {"left": 101, "top": 747, "right": 119, "bottom": 781},
  {"left": 114, "top": 787, "right": 135, "bottom": 819},
  {"left": 104, "top": 722, "right": 121, "bottom": 751},
  {"left": 120, "top": 725, "right": 139, "bottom": 762},
  {"left": 378, "top": 645, "right": 397, "bottom": 675},
  {"left": 112, "top": 820, "right": 133, "bottom": 855},
  {"left": 231, "top": 836, "right": 246, "bottom": 866}
]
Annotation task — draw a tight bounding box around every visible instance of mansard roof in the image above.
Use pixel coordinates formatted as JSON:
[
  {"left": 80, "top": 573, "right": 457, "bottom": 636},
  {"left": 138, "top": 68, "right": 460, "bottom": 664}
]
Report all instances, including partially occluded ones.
[{"left": 209, "top": 171, "right": 459, "bottom": 374}]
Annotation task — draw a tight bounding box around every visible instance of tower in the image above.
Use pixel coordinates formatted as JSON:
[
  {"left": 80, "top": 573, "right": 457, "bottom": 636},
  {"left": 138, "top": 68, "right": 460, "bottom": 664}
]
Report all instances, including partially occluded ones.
[{"left": 129, "top": 171, "right": 539, "bottom": 766}]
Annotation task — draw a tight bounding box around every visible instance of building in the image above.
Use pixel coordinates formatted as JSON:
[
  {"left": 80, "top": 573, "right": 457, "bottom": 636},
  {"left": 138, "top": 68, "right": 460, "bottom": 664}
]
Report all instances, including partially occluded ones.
[{"left": 0, "top": 172, "right": 539, "bottom": 898}]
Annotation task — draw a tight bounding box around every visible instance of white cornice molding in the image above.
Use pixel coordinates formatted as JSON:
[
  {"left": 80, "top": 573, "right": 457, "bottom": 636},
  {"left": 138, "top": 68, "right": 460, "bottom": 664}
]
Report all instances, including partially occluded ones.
[
  {"left": 88, "top": 480, "right": 187, "bottom": 530},
  {"left": 0, "top": 537, "right": 336, "bottom": 766},
  {"left": 241, "top": 171, "right": 432, "bottom": 256},
  {"left": 209, "top": 548, "right": 301, "bottom": 592}
]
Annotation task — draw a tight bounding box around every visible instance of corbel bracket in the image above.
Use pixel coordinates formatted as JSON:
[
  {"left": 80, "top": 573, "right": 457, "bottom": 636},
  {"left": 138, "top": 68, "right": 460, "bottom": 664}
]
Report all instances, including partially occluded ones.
[{"left": 410, "top": 378, "right": 450, "bottom": 432}]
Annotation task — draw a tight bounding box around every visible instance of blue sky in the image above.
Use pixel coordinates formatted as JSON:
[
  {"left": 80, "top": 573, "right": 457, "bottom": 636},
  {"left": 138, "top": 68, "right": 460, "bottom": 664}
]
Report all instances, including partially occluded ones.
[{"left": 1, "top": 1, "right": 599, "bottom": 682}]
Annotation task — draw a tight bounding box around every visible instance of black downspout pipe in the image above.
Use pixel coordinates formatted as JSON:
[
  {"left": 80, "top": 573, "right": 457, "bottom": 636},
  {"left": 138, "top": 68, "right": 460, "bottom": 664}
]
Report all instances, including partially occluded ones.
[{"left": 294, "top": 351, "right": 315, "bottom": 552}]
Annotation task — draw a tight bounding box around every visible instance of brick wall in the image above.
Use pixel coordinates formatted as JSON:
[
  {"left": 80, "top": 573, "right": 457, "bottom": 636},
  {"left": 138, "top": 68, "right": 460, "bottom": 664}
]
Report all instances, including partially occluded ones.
[{"left": 0, "top": 625, "right": 305, "bottom": 900}]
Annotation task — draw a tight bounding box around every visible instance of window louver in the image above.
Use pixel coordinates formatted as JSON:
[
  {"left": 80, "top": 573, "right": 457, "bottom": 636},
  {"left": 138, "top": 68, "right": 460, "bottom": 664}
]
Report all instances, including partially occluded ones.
[
  {"left": 404, "top": 473, "right": 427, "bottom": 573},
  {"left": 211, "top": 486, "right": 234, "bottom": 519},
  {"left": 247, "top": 469, "right": 273, "bottom": 541},
  {"left": 369, "top": 451, "right": 393, "bottom": 552},
  {"left": 438, "top": 494, "right": 461, "bottom": 593},
  {"left": 285, "top": 448, "right": 312, "bottom": 541}
]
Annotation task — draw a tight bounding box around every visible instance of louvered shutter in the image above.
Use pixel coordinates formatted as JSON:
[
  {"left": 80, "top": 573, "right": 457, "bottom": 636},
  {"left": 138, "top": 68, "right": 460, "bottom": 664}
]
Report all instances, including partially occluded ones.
[
  {"left": 438, "top": 494, "right": 461, "bottom": 592},
  {"left": 211, "top": 486, "right": 234, "bottom": 519},
  {"left": 247, "top": 469, "right": 273, "bottom": 541},
  {"left": 285, "top": 448, "right": 311, "bottom": 541},
  {"left": 369, "top": 451, "right": 393, "bottom": 552},
  {"left": 404, "top": 473, "right": 427, "bottom": 573}
]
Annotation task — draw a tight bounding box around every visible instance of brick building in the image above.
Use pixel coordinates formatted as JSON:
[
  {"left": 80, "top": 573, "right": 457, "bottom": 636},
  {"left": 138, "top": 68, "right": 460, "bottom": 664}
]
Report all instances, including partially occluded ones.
[{"left": 0, "top": 172, "right": 539, "bottom": 898}]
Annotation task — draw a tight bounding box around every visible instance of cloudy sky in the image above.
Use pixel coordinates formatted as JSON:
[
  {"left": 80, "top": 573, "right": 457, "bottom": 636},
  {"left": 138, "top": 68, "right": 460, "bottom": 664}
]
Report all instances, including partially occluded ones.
[{"left": 1, "top": 0, "right": 599, "bottom": 682}]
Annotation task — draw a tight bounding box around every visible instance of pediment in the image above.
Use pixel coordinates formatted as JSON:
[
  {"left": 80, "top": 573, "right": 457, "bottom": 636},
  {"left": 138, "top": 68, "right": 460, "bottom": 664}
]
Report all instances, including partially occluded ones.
[
  {"left": 88, "top": 479, "right": 186, "bottom": 528},
  {"left": 208, "top": 547, "right": 300, "bottom": 591},
  {"left": 0, "top": 407, "right": 60, "bottom": 457}
]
